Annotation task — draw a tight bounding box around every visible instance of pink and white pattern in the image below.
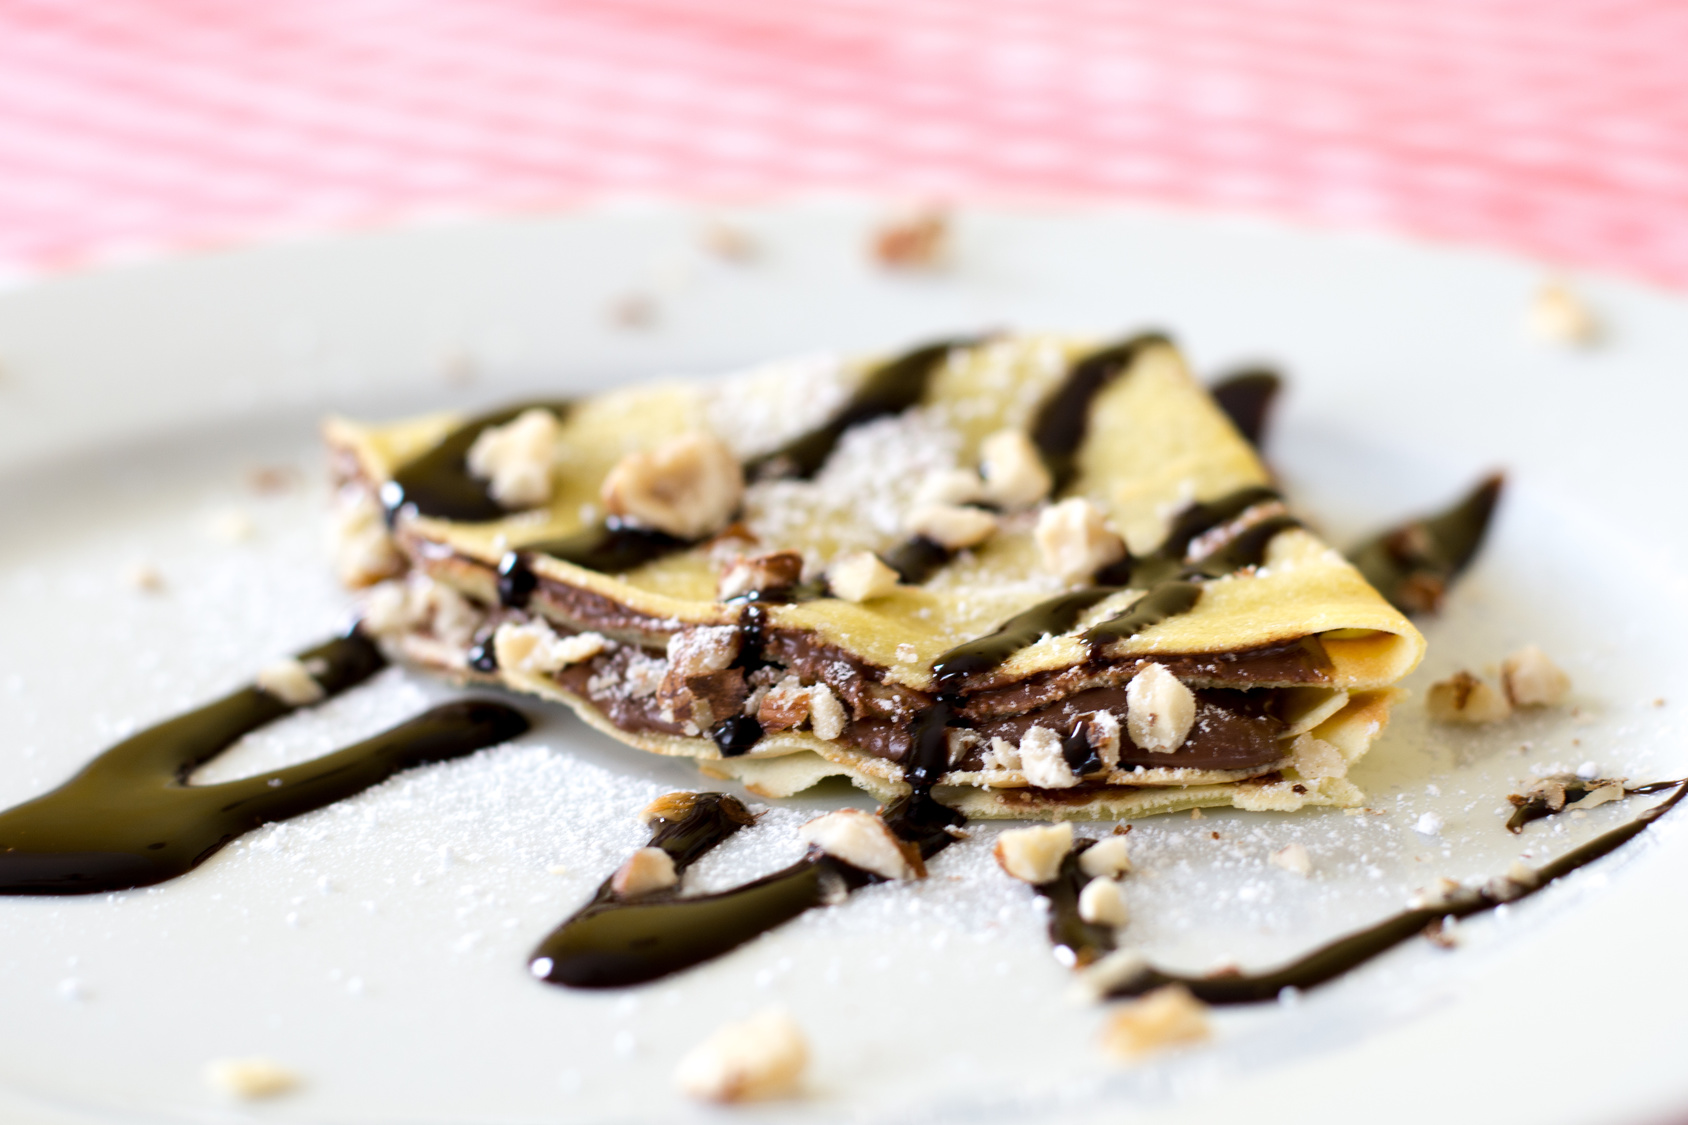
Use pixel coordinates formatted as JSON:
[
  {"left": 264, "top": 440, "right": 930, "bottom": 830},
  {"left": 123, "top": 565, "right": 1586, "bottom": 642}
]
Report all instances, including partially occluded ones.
[{"left": 3, "top": 0, "right": 1686, "bottom": 283}]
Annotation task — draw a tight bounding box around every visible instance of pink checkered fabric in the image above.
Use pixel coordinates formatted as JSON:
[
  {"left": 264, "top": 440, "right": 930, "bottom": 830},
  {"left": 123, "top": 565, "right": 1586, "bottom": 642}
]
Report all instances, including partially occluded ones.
[{"left": 3, "top": 0, "right": 1687, "bottom": 283}]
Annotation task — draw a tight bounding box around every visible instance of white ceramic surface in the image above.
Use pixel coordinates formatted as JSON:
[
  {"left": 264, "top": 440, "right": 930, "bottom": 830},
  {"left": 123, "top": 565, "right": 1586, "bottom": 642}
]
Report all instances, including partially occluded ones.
[{"left": 1, "top": 203, "right": 1685, "bottom": 1125}]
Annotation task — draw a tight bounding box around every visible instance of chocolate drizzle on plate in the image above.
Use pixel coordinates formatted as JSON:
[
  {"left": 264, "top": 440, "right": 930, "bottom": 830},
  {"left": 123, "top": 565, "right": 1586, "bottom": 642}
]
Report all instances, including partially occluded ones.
[
  {"left": 0, "top": 632, "right": 528, "bottom": 895},
  {"left": 1034, "top": 840, "right": 1118, "bottom": 967},
  {"left": 530, "top": 792, "right": 960, "bottom": 988},
  {"left": 1098, "top": 779, "right": 1688, "bottom": 1005},
  {"left": 1348, "top": 474, "right": 1504, "bottom": 615},
  {"left": 382, "top": 401, "right": 573, "bottom": 523},
  {"left": 1209, "top": 368, "right": 1282, "bottom": 449}
]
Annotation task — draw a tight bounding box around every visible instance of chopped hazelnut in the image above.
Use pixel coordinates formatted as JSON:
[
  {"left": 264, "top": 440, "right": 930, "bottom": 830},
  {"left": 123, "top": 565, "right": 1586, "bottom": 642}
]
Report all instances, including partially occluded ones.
[
  {"left": 914, "top": 468, "right": 986, "bottom": 507},
  {"left": 977, "top": 429, "right": 1052, "bottom": 509},
  {"left": 1018, "top": 726, "right": 1078, "bottom": 789},
  {"left": 1269, "top": 843, "right": 1312, "bottom": 876},
  {"left": 493, "top": 620, "right": 608, "bottom": 674},
  {"left": 827, "top": 550, "right": 900, "bottom": 603},
  {"left": 1077, "top": 876, "right": 1130, "bottom": 927},
  {"left": 601, "top": 433, "right": 744, "bottom": 540},
  {"left": 702, "top": 221, "right": 756, "bottom": 262},
  {"left": 1035, "top": 498, "right": 1126, "bottom": 583},
  {"left": 1070, "top": 949, "right": 1151, "bottom": 1003},
  {"left": 1287, "top": 733, "right": 1346, "bottom": 780},
  {"left": 332, "top": 490, "right": 404, "bottom": 587},
  {"left": 611, "top": 846, "right": 678, "bottom": 897},
  {"left": 255, "top": 658, "right": 324, "bottom": 706},
  {"left": 1100, "top": 985, "right": 1211, "bottom": 1060},
  {"left": 465, "top": 408, "right": 560, "bottom": 509},
  {"left": 1571, "top": 782, "right": 1624, "bottom": 809},
  {"left": 798, "top": 809, "right": 921, "bottom": 880},
  {"left": 807, "top": 683, "right": 847, "bottom": 741},
  {"left": 904, "top": 502, "right": 998, "bottom": 550},
  {"left": 204, "top": 1057, "right": 299, "bottom": 1099},
  {"left": 1527, "top": 280, "right": 1600, "bottom": 346},
  {"left": 124, "top": 562, "right": 164, "bottom": 593},
  {"left": 674, "top": 1008, "right": 808, "bottom": 1103},
  {"left": 1427, "top": 670, "right": 1512, "bottom": 723},
  {"left": 993, "top": 822, "right": 1073, "bottom": 885},
  {"left": 665, "top": 626, "right": 740, "bottom": 679},
  {"left": 1085, "top": 710, "right": 1122, "bottom": 772},
  {"left": 871, "top": 209, "right": 947, "bottom": 269},
  {"left": 1125, "top": 664, "right": 1196, "bottom": 752},
  {"left": 1501, "top": 645, "right": 1571, "bottom": 708},
  {"left": 718, "top": 551, "right": 803, "bottom": 601},
  {"left": 1078, "top": 835, "right": 1132, "bottom": 879}
]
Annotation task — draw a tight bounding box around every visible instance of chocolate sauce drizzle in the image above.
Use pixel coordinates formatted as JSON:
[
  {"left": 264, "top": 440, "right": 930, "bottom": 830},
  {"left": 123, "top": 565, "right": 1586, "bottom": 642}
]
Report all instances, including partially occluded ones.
[
  {"left": 382, "top": 401, "right": 573, "bottom": 523},
  {"left": 1209, "top": 368, "right": 1282, "bottom": 449},
  {"left": 1031, "top": 332, "right": 1171, "bottom": 494},
  {"left": 0, "top": 632, "right": 529, "bottom": 894},
  {"left": 1034, "top": 839, "right": 1119, "bottom": 967},
  {"left": 1348, "top": 474, "right": 1504, "bottom": 615},
  {"left": 746, "top": 338, "right": 976, "bottom": 482},
  {"left": 529, "top": 791, "right": 960, "bottom": 988},
  {"left": 1505, "top": 776, "right": 1678, "bottom": 834},
  {"left": 1099, "top": 779, "right": 1688, "bottom": 1005}
]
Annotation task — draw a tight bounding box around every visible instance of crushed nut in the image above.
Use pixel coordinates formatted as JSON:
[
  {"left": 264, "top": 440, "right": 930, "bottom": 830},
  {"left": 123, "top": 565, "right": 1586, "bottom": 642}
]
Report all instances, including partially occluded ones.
[
  {"left": 718, "top": 551, "right": 803, "bottom": 601},
  {"left": 666, "top": 625, "right": 741, "bottom": 678},
  {"left": 601, "top": 432, "right": 744, "bottom": 540},
  {"left": 1426, "top": 670, "right": 1512, "bottom": 724},
  {"left": 914, "top": 468, "right": 986, "bottom": 507},
  {"left": 993, "top": 822, "right": 1073, "bottom": 885},
  {"left": 1501, "top": 645, "right": 1570, "bottom": 707},
  {"left": 904, "top": 502, "right": 998, "bottom": 550},
  {"left": 1070, "top": 949, "right": 1151, "bottom": 1003},
  {"left": 466, "top": 408, "right": 560, "bottom": 509},
  {"left": 124, "top": 562, "right": 164, "bottom": 593},
  {"left": 1034, "top": 498, "right": 1126, "bottom": 583},
  {"left": 1527, "top": 280, "right": 1599, "bottom": 346},
  {"left": 1287, "top": 733, "right": 1346, "bottom": 780},
  {"left": 1100, "top": 984, "right": 1211, "bottom": 1060},
  {"left": 204, "top": 1057, "right": 299, "bottom": 1099},
  {"left": 1084, "top": 710, "right": 1122, "bottom": 772},
  {"left": 493, "top": 620, "right": 608, "bottom": 674},
  {"left": 1078, "top": 876, "right": 1130, "bottom": 927},
  {"left": 977, "top": 429, "right": 1052, "bottom": 509},
  {"left": 674, "top": 1007, "right": 808, "bottom": 1103},
  {"left": 702, "top": 221, "right": 756, "bottom": 262},
  {"left": 1018, "top": 725, "right": 1078, "bottom": 789},
  {"left": 871, "top": 209, "right": 948, "bottom": 269},
  {"left": 807, "top": 683, "right": 847, "bottom": 741},
  {"left": 1483, "top": 861, "right": 1539, "bottom": 902},
  {"left": 255, "top": 658, "right": 324, "bottom": 706},
  {"left": 798, "top": 809, "right": 921, "bottom": 880},
  {"left": 332, "top": 489, "right": 403, "bottom": 587},
  {"left": 1269, "top": 843, "right": 1312, "bottom": 876},
  {"left": 1125, "top": 664, "right": 1196, "bottom": 752},
  {"left": 827, "top": 550, "right": 901, "bottom": 603},
  {"left": 1409, "top": 877, "right": 1475, "bottom": 910},
  {"left": 1077, "top": 835, "right": 1132, "bottom": 880},
  {"left": 611, "top": 846, "right": 678, "bottom": 897}
]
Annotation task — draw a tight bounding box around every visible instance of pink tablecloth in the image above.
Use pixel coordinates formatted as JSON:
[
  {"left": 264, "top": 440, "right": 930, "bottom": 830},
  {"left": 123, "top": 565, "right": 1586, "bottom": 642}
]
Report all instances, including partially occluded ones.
[{"left": 3, "top": 0, "right": 1686, "bottom": 284}]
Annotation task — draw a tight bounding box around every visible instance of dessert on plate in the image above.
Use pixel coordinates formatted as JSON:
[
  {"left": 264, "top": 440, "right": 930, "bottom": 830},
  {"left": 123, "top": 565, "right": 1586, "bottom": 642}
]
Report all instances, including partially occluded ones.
[{"left": 325, "top": 333, "right": 1425, "bottom": 820}]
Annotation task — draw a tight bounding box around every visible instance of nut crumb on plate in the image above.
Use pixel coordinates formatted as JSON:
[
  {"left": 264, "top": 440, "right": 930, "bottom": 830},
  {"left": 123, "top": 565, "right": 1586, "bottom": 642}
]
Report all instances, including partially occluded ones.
[
  {"left": 1269, "top": 843, "right": 1312, "bottom": 875},
  {"left": 255, "top": 658, "right": 324, "bottom": 706},
  {"left": 799, "top": 809, "right": 922, "bottom": 880},
  {"left": 1500, "top": 645, "right": 1571, "bottom": 707},
  {"left": 993, "top": 822, "right": 1073, "bottom": 885},
  {"left": 1077, "top": 835, "right": 1131, "bottom": 879},
  {"left": 1100, "top": 984, "right": 1211, "bottom": 1060},
  {"left": 204, "top": 1057, "right": 299, "bottom": 1099},
  {"left": 1527, "top": 280, "right": 1600, "bottom": 346},
  {"left": 675, "top": 1007, "right": 808, "bottom": 1103},
  {"left": 611, "top": 846, "right": 678, "bottom": 898},
  {"left": 871, "top": 209, "right": 948, "bottom": 269},
  {"left": 1427, "top": 670, "right": 1511, "bottom": 724},
  {"left": 1077, "top": 876, "right": 1130, "bottom": 927}
]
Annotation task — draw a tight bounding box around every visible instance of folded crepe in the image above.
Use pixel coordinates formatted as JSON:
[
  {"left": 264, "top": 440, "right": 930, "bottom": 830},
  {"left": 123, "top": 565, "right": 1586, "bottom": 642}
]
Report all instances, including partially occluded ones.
[{"left": 324, "top": 334, "right": 1424, "bottom": 820}]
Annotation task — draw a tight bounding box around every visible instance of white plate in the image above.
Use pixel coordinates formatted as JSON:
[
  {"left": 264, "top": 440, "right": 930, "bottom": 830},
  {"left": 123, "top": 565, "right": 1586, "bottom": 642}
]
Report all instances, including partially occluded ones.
[{"left": 1, "top": 203, "right": 1686, "bottom": 1125}]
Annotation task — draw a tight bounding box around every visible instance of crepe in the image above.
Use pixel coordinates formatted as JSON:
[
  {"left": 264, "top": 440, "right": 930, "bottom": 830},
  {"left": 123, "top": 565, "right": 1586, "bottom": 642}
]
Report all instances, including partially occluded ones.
[{"left": 323, "top": 334, "right": 1424, "bottom": 820}]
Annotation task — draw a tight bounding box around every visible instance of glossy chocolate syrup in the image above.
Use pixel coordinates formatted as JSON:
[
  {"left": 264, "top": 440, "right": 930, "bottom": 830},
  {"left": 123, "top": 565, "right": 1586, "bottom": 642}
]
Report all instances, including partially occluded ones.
[
  {"left": 746, "top": 338, "right": 975, "bottom": 481},
  {"left": 1505, "top": 776, "right": 1679, "bottom": 834},
  {"left": 1034, "top": 840, "right": 1119, "bottom": 967},
  {"left": 0, "top": 633, "right": 528, "bottom": 894},
  {"left": 1100, "top": 779, "right": 1688, "bottom": 1005},
  {"left": 1030, "top": 332, "right": 1171, "bottom": 493},
  {"left": 880, "top": 536, "right": 954, "bottom": 586},
  {"left": 1348, "top": 474, "right": 1504, "bottom": 615},
  {"left": 383, "top": 401, "right": 573, "bottom": 523},
  {"left": 530, "top": 791, "right": 956, "bottom": 988},
  {"left": 931, "top": 588, "right": 1117, "bottom": 691},
  {"left": 1209, "top": 368, "right": 1281, "bottom": 449}
]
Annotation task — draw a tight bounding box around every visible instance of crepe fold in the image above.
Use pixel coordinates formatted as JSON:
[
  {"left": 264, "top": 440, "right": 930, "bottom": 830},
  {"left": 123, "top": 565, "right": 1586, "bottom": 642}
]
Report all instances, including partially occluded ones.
[{"left": 324, "top": 335, "right": 1423, "bottom": 820}]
